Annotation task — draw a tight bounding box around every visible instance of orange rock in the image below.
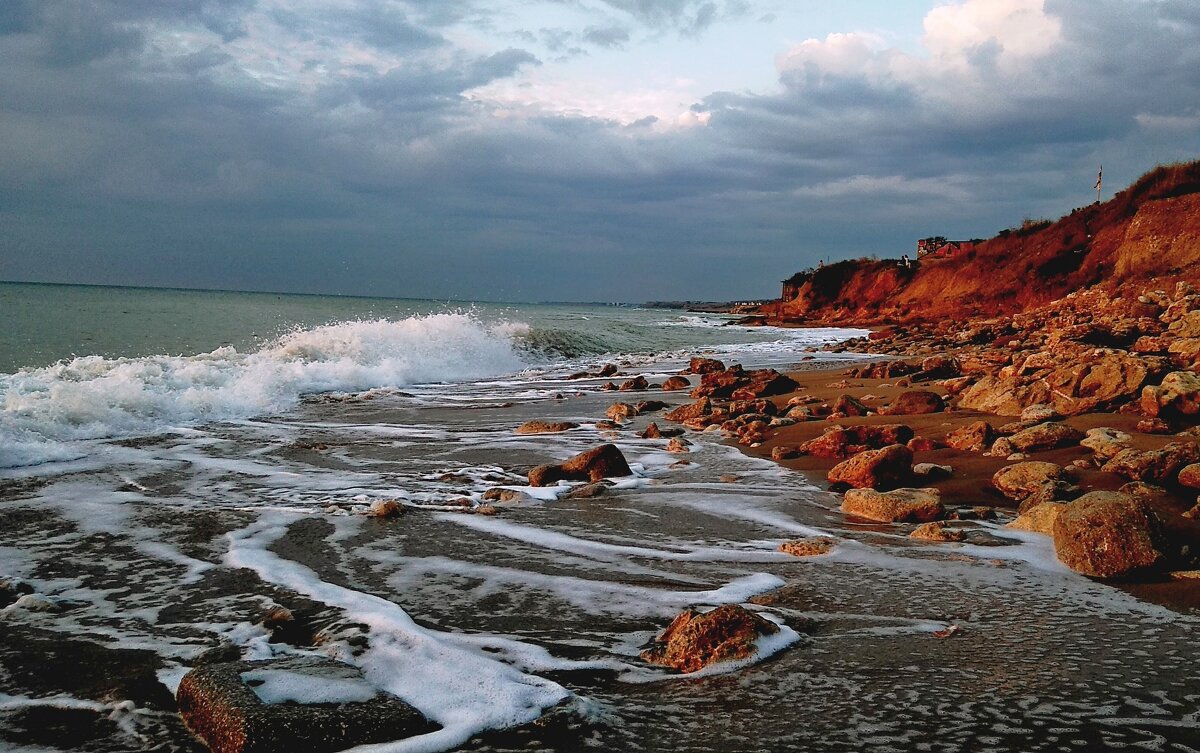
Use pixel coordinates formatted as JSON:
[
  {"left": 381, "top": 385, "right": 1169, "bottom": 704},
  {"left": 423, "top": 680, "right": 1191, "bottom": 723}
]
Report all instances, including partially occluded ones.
[{"left": 640, "top": 604, "right": 780, "bottom": 673}]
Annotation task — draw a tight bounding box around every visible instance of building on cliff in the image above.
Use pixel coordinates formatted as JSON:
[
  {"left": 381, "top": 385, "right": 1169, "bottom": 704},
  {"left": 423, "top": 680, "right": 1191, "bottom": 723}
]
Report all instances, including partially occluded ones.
[{"left": 916, "top": 236, "right": 976, "bottom": 258}]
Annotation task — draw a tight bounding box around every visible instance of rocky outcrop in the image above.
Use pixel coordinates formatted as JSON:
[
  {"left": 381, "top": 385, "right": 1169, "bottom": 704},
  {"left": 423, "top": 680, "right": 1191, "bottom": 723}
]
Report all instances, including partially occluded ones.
[
  {"left": 1101, "top": 441, "right": 1200, "bottom": 484},
  {"left": 1052, "top": 492, "right": 1167, "bottom": 578},
  {"left": 827, "top": 445, "right": 913, "bottom": 490},
  {"left": 177, "top": 657, "right": 438, "bottom": 753},
  {"left": 529, "top": 444, "right": 633, "bottom": 487},
  {"left": 640, "top": 604, "right": 780, "bottom": 673},
  {"left": 840, "top": 487, "right": 944, "bottom": 523}
]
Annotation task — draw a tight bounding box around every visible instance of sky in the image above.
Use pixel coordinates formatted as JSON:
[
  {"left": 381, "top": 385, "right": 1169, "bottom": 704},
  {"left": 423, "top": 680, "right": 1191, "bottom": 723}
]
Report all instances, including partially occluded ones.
[{"left": 1, "top": 0, "right": 1198, "bottom": 303}]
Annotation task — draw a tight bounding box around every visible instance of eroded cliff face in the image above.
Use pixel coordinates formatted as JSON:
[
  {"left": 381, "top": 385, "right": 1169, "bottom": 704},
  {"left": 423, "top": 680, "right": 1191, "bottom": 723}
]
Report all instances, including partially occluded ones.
[{"left": 773, "top": 162, "right": 1200, "bottom": 324}]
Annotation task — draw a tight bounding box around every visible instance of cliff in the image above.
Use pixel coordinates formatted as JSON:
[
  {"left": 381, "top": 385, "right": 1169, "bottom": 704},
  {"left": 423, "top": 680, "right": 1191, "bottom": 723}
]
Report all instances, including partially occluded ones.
[{"left": 770, "top": 160, "right": 1200, "bottom": 324}]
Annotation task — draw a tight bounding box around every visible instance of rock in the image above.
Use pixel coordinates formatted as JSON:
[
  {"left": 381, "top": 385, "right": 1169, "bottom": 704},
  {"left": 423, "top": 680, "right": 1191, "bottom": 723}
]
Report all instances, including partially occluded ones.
[
  {"left": 799, "top": 424, "right": 915, "bottom": 459},
  {"left": 992, "top": 462, "right": 1068, "bottom": 501},
  {"left": 566, "top": 482, "right": 610, "bottom": 499},
  {"left": 1119, "top": 481, "right": 1170, "bottom": 500},
  {"left": 778, "top": 537, "right": 837, "bottom": 557},
  {"left": 640, "top": 604, "right": 780, "bottom": 673},
  {"left": 599, "top": 381, "right": 618, "bottom": 391},
  {"left": 1045, "top": 352, "right": 1159, "bottom": 415},
  {"left": 528, "top": 444, "right": 633, "bottom": 486},
  {"left": 909, "top": 521, "right": 965, "bottom": 542},
  {"left": 912, "top": 463, "right": 953, "bottom": 479},
  {"left": 598, "top": 363, "right": 619, "bottom": 377},
  {"left": 661, "top": 376, "right": 691, "bottom": 391},
  {"left": 1178, "top": 463, "right": 1200, "bottom": 489},
  {"left": 0, "top": 578, "right": 33, "bottom": 609},
  {"left": 619, "top": 376, "right": 649, "bottom": 392},
  {"left": 958, "top": 374, "right": 1052, "bottom": 416},
  {"left": 606, "top": 403, "right": 638, "bottom": 422},
  {"left": 1006, "top": 502, "right": 1066, "bottom": 535},
  {"left": 1020, "top": 404, "right": 1060, "bottom": 422},
  {"left": 176, "top": 657, "right": 438, "bottom": 753},
  {"left": 1147, "top": 371, "right": 1200, "bottom": 416},
  {"left": 907, "top": 437, "right": 940, "bottom": 452},
  {"left": 771, "top": 446, "right": 801, "bottom": 461},
  {"left": 634, "top": 400, "right": 668, "bottom": 414},
  {"left": 1080, "top": 427, "right": 1133, "bottom": 460},
  {"left": 827, "top": 445, "right": 913, "bottom": 490},
  {"left": 832, "top": 394, "right": 869, "bottom": 417},
  {"left": 514, "top": 420, "right": 579, "bottom": 435},
  {"left": 729, "top": 369, "right": 801, "bottom": 401},
  {"left": 664, "top": 398, "right": 712, "bottom": 423},
  {"left": 1016, "top": 481, "right": 1081, "bottom": 513},
  {"left": 366, "top": 499, "right": 404, "bottom": 518},
  {"left": 688, "top": 357, "right": 726, "bottom": 374},
  {"left": 594, "top": 420, "right": 621, "bottom": 430},
  {"left": 1052, "top": 492, "right": 1167, "bottom": 578},
  {"left": 1102, "top": 441, "right": 1200, "bottom": 483},
  {"left": 1006, "top": 422, "right": 1084, "bottom": 452},
  {"left": 1136, "top": 417, "right": 1173, "bottom": 434},
  {"left": 480, "top": 488, "right": 527, "bottom": 503},
  {"left": 879, "top": 390, "right": 945, "bottom": 416},
  {"left": 640, "top": 422, "right": 663, "bottom": 439},
  {"left": 2, "top": 592, "right": 62, "bottom": 613},
  {"left": 667, "top": 437, "right": 691, "bottom": 453},
  {"left": 841, "top": 487, "right": 944, "bottom": 523},
  {"left": 945, "top": 421, "right": 996, "bottom": 452}
]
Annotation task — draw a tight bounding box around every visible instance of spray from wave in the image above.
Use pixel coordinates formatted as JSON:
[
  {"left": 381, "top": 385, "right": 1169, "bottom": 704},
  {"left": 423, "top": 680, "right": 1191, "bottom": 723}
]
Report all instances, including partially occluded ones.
[{"left": 0, "top": 314, "right": 532, "bottom": 468}]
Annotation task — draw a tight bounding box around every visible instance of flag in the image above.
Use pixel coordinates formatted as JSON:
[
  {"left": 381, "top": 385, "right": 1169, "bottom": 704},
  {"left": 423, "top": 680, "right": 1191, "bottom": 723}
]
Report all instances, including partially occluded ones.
[{"left": 1094, "top": 165, "right": 1103, "bottom": 192}]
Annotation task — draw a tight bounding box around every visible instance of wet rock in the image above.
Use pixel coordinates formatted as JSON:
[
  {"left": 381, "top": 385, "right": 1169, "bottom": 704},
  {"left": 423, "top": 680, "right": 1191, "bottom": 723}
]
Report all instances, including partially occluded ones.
[
  {"left": 667, "top": 437, "right": 691, "bottom": 453},
  {"left": 1006, "top": 422, "right": 1084, "bottom": 453},
  {"left": 827, "top": 445, "right": 914, "bottom": 490},
  {"left": 778, "top": 537, "right": 837, "bottom": 557},
  {"left": 619, "top": 376, "right": 649, "bottom": 392},
  {"left": 1052, "top": 492, "right": 1167, "bottom": 578},
  {"left": 909, "top": 521, "right": 965, "bottom": 542},
  {"left": 598, "top": 363, "right": 619, "bottom": 377},
  {"left": 664, "top": 398, "right": 713, "bottom": 424},
  {"left": 1006, "top": 502, "right": 1066, "bottom": 535},
  {"left": 1080, "top": 427, "right": 1133, "bottom": 460},
  {"left": 832, "top": 394, "right": 869, "bottom": 417},
  {"left": 640, "top": 604, "right": 780, "bottom": 673},
  {"left": 945, "top": 421, "right": 996, "bottom": 452},
  {"left": 177, "top": 656, "right": 438, "bottom": 753},
  {"left": 366, "top": 499, "right": 405, "bottom": 518},
  {"left": 879, "top": 390, "right": 945, "bottom": 416},
  {"left": 594, "top": 420, "right": 621, "bottom": 431},
  {"left": 606, "top": 403, "right": 638, "bottom": 422},
  {"left": 2, "top": 592, "right": 63, "bottom": 613},
  {"left": 0, "top": 577, "right": 34, "bottom": 609},
  {"left": 528, "top": 444, "right": 633, "bottom": 487},
  {"left": 841, "top": 487, "right": 944, "bottom": 523},
  {"left": 992, "top": 461, "right": 1068, "bottom": 501},
  {"left": 480, "top": 488, "right": 527, "bottom": 503},
  {"left": 771, "top": 446, "right": 801, "bottom": 461},
  {"left": 634, "top": 400, "right": 668, "bottom": 414},
  {"left": 1102, "top": 441, "right": 1200, "bottom": 484},
  {"left": 688, "top": 357, "right": 726, "bottom": 374},
  {"left": 566, "top": 482, "right": 611, "bottom": 499},
  {"left": 661, "top": 376, "right": 691, "bottom": 391},
  {"left": 599, "top": 381, "right": 618, "bottom": 391},
  {"left": 514, "top": 420, "right": 579, "bottom": 435}
]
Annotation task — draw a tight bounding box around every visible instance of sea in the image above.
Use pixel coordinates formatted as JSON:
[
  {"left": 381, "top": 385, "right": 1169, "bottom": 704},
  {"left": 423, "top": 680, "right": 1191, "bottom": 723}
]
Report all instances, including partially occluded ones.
[{"left": 1, "top": 281, "right": 1199, "bottom": 753}]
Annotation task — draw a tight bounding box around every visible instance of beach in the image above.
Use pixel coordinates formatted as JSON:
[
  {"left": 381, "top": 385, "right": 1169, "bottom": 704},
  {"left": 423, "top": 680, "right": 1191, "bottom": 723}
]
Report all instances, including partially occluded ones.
[{"left": 2, "top": 283, "right": 1200, "bottom": 752}]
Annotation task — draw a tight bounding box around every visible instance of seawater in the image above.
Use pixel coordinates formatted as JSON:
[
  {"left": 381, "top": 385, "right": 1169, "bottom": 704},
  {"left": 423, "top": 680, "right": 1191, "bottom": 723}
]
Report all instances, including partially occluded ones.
[{"left": 1, "top": 282, "right": 1198, "bottom": 753}]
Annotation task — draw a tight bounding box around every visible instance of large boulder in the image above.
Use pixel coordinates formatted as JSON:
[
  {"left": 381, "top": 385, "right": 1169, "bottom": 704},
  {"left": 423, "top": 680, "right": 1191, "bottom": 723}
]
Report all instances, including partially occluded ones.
[
  {"left": 1052, "top": 492, "right": 1167, "bottom": 578},
  {"left": 1044, "top": 352, "right": 1159, "bottom": 415},
  {"left": 177, "top": 657, "right": 438, "bottom": 753},
  {"left": 515, "top": 420, "right": 579, "bottom": 435},
  {"left": 841, "top": 487, "right": 944, "bottom": 523},
  {"left": 945, "top": 421, "right": 996, "bottom": 452},
  {"left": 640, "top": 604, "right": 780, "bottom": 673},
  {"left": 528, "top": 444, "right": 633, "bottom": 487},
  {"left": 1144, "top": 371, "right": 1200, "bottom": 416},
  {"left": 1006, "top": 422, "right": 1084, "bottom": 453},
  {"left": 827, "top": 444, "right": 913, "bottom": 490},
  {"left": 958, "top": 374, "right": 1052, "bottom": 416},
  {"left": 879, "top": 390, "right": 945, "bottom": 416},
  {"left": 992, "top": 462, "right": 1068, "bottom": 501},
  {"left": 1101, "top": 441, "right": 1200, "bottom": 484}
]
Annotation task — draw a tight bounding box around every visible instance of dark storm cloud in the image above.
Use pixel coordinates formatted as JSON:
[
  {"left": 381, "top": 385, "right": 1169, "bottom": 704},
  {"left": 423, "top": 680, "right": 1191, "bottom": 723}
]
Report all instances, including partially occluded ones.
[{"left": 1, "top": 0, "right": 1199, "bottom": 302}]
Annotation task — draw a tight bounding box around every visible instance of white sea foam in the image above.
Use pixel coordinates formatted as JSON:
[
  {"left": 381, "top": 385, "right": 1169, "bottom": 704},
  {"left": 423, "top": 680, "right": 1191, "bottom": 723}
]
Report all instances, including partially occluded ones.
[{"left": 0, "top": 314, "right": 529, "bottom": 468}]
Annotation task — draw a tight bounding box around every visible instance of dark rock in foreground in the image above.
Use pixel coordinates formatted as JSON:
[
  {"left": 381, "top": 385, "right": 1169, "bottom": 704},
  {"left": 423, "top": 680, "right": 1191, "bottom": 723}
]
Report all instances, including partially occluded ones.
[
  {"left": 1052, "top": 492, "right": 1167, "bottom": 579},
  {"left": 528, "top": 444, "right": 633, "bottom": 486},
  {"left": 177, "top": 656, "right": 438, "bottom": 753}
]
